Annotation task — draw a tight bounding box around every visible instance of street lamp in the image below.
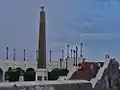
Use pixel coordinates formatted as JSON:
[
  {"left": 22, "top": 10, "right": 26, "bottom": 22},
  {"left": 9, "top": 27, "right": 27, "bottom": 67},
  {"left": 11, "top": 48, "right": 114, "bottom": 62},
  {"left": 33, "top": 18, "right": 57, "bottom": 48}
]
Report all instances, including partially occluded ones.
[
  {"left": 67, "top": 44, "right": 70, "bottom": 58},
  {"left": 49, "top": 50, "right": 52, "bottom": 61},
  {"left": 75, "top": 46, "right": 78, "bottom": 66},
  {"left": 73, "top": 50, "right": 75, "bottom": 66}
]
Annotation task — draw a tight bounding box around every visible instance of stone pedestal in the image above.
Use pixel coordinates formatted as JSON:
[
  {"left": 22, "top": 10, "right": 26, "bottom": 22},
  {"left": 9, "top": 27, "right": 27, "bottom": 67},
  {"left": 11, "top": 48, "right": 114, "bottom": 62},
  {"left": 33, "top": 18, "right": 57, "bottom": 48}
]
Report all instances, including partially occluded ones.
[
  {"left": 19, "top": 72, "right": 24, "bottom": 81},
  {"left": 19, "top": 76, "right": 24, "bottom": 81},
  {"left": 36, "top": 69, "right": 48, "bottom": 81}
]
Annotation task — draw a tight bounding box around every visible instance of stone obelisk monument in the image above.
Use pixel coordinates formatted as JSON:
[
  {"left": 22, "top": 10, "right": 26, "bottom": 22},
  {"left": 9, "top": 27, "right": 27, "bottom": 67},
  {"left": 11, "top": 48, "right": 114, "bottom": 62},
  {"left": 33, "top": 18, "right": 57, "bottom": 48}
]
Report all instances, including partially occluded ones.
[
  {"left": 37, "top": 6, "right": 46, "bottom": 69},
  {"left": 36, "top": 6, "right": 48, "bottom": 81}
]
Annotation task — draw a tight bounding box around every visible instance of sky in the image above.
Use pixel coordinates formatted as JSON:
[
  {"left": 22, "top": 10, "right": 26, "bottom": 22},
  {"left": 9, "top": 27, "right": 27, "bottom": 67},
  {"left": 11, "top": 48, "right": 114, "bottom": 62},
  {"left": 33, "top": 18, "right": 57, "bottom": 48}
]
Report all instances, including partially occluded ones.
[{"left": 0, "top": 0, "right": 120, "bottom": 61}]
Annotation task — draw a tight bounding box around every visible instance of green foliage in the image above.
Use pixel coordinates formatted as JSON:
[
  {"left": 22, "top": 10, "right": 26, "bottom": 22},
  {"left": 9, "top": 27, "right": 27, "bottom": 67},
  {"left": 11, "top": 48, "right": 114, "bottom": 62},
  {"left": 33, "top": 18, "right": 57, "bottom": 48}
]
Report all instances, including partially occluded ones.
[
  {"left": 5, "top": 70, "right": 20, "bottom": 81},
  {"left": 24, "top": 68, "right": 35, "bottom": 81},
  {"left": 8, "top": 67, "right": 12, "bottom": 71},
  {"left": 24, "top": 71, "right": 35, "bottom": 81},
  {"left": 78, "top": 68, "right": 84, "bottom": 72},
  {"left": 48, "top": 68, "right": 69, "bottom": 80},
  {"left": 5, "top": 67, "right": 24, "bottom": 82},
  {"left": 59, "top": 69, "right": 69, "bottom": 76},
  {"left": 5, "top": 67, "right": 36, "bottom": 82}
]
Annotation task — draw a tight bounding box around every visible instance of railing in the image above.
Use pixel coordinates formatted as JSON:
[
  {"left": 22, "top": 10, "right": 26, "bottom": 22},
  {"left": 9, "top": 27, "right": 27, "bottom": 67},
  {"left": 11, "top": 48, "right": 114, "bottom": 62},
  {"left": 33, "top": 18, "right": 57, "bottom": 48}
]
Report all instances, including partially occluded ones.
[
  {"left": 67, "top": 66, "right": 78, "bottom": 79},
  {"left": 90, "top": 58, "right": 110, "bottom": 87}
]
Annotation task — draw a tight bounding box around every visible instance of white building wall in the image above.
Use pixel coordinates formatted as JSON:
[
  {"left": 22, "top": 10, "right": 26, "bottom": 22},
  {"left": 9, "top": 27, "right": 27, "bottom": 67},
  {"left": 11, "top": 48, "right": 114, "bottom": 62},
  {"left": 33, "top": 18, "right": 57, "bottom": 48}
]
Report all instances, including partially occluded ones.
[
  {"left": 0, "top": 57, "right": 98, "bottom": 72},
  {"left": 0, "top": 57, "right": 83, "bottom": 73}
]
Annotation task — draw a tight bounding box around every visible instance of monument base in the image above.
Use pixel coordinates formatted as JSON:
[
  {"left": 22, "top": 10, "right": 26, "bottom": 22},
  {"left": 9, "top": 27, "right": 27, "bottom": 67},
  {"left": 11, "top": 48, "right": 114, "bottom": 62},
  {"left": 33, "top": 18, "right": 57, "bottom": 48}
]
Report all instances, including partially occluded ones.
[{"left": 35, "top": 69, "right": 48, "bottom": 81}]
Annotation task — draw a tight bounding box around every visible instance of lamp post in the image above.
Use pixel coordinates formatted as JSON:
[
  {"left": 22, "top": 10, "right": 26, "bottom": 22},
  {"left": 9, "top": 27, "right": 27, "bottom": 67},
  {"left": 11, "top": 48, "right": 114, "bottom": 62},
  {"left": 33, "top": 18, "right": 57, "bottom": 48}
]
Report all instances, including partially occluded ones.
[
  {"left": 67, "top": 44, "right": 70, "bottom": 58},
  {"left": 80, "top": 42, "right": 83, "bottom": 58},
  {"left": 13, "top": 48, "right": 15, "bottom": 61},
  {"left": 24, "top": 48, "right": 26, "bottom": 61},
  {"left": 80, "top": 42, "right": 83, "bottom": 62},
  {"left": 49, "top": 50, "right": 52, "bottom": 61},
  {"left": 71, "top": 49, "right": 73, "bottom": 58},
  {"left": 75, "top": 46, "right": 78, "bottom": 66},
  {"left": 60, "top": 58, "right": 62, "bottom": 69},
  {"left": 73, "top": 50, "right": 75, "bottom": 66},
  {"left": 61, "top": 50, "right": 64, "bottom": 61},
  {"left": 6, "top": 46, "right": 8, "bottom": 59},
  {"left": 12, "top": 48, "right": 16, "bottom": 69},
  {"left": 66, "top": 58, "right": 68, "bottom": 69}
]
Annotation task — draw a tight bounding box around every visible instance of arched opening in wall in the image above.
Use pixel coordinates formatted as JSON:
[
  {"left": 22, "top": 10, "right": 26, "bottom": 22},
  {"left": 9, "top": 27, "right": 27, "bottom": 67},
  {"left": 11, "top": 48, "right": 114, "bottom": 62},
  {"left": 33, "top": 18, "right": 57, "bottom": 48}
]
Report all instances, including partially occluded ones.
[
  {"left": 5, "top": 67, "right": 12, "bottom": 81},
  {"left": 24, "top": 68, "right": 35, "bottom": 81},
  {"left": 0, "top": 68, "right": 3, "bottom": 82},
  {"left": 26, "top": 68, "right": 35, "bottom": 72},
  {"left": 16, "top": 67, "right": 24, "bottom": 73}
]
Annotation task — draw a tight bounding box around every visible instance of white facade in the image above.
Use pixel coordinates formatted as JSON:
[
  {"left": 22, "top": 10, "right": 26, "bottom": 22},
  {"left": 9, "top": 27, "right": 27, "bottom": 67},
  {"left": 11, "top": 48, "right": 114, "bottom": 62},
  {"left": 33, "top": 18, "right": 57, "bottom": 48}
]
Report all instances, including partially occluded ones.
[
  {"left": 0, "top": 58, "right": 79, "bottom": 71},
  {"left": 0, "top": 57, "right": 91, "bottom": 82},
  {"left": 0, "top": 59, "right": 37, "bottom": 82},
  {"left": 0, "top": 57, "right": 93, "bottom": 72},
  {"left": 36, "top": 69, "right": 48, "bottom": 81},
  {"left": 47, "top": 57, "right": 90, "bottom": 71}
]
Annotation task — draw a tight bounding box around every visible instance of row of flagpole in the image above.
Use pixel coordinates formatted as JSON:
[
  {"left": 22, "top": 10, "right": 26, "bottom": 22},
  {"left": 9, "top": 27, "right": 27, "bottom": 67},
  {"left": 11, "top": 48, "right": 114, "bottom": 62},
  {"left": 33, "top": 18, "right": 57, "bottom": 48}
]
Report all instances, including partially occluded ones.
[
  {"left": 49, "top": 42, "right": 84, "bottom": 62},
  {"left": 49, "top": 43, "right": 85, "bottom": 69},
  {"left": 5, "top": 42, "right": 84, "bottom": 62},
  {"left": 5, "top": 46, "right": 26, "bottom": 61}
]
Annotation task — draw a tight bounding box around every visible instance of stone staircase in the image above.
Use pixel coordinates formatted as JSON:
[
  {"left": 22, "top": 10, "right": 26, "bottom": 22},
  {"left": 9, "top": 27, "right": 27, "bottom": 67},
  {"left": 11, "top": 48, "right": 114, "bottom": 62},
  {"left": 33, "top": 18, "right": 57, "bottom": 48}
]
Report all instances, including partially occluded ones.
[{"left": 69, "top": 62, "right": 100, "bottom": 80}]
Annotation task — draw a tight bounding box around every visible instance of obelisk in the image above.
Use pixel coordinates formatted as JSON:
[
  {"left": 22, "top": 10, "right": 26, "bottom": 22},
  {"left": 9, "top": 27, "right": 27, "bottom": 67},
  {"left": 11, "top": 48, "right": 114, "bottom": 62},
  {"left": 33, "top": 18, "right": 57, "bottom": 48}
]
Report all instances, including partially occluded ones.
[{"left": 37, "top": 6, "right": 46, "bottom": 69}]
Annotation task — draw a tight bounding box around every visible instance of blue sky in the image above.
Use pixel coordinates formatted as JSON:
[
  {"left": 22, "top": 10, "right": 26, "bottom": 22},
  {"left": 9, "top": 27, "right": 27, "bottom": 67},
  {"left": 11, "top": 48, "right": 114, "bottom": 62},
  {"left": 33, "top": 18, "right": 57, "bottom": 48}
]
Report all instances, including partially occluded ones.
[{"left": 0, "top": 0, "right": 120, "bottom": 61}]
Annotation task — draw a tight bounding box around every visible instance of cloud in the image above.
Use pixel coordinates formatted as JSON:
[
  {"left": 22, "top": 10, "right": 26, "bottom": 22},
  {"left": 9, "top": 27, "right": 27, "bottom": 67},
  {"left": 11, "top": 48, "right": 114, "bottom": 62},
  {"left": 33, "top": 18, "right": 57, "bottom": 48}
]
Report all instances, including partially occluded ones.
[
  {"left": 0, "top": 0, "right": 120, "bottom": 61},
  {"left": 46, "top": 0, "right": 120, "bottom": 60}
]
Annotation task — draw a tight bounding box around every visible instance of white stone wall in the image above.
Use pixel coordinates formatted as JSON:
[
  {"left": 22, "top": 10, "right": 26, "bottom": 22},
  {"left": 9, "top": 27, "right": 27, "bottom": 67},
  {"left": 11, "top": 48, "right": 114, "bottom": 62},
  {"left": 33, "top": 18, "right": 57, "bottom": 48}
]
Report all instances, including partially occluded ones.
[{"left": 0, "top": 57, "right": 99, "bottom": 72}]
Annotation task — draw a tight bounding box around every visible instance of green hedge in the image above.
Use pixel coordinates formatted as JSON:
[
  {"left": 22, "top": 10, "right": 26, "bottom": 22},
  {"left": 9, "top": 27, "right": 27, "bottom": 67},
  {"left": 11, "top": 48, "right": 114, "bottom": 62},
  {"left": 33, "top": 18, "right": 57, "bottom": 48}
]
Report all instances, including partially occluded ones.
[
  {"left": 5, "top": 68, "right": 69, "bottom": 81},
  {"left": 5, "top": 70, "right": 20, "bottom": 81},
  {"left": 48, "top": 68, "right": 69, "bottom": 80},
  {"left": 5, "top": 68, "right": 35, "bottom": 82},
  {"left": 24, "top": 71, "right": 35, "bottom": 81}
]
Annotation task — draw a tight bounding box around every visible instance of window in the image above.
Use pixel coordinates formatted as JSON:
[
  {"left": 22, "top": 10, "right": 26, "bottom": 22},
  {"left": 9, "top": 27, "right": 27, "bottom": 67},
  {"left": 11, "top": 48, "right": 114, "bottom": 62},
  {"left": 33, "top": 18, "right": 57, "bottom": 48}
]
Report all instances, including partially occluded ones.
[
  {"left": 37, "top": 76, "right": 42, "bottom": 81},
  {"left": 44, "top": 76, "right": 47, "bottom": 80}
]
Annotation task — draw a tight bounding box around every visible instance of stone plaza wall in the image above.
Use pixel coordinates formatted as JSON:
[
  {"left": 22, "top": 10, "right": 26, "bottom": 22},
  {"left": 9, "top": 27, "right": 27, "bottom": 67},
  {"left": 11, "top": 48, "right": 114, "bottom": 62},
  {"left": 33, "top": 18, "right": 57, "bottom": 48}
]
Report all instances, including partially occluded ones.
[
  {"left": 0, "top": 58, "right": 120, "bottom": 90},
  {"left": 0, "top": 82, "right": 93, "bottom": 90}
]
